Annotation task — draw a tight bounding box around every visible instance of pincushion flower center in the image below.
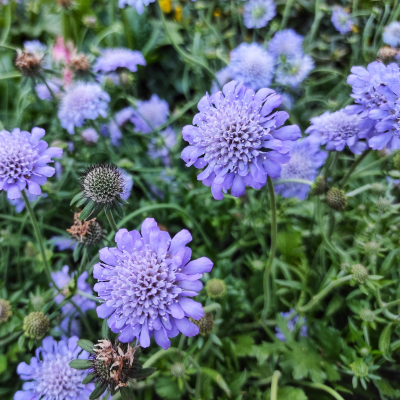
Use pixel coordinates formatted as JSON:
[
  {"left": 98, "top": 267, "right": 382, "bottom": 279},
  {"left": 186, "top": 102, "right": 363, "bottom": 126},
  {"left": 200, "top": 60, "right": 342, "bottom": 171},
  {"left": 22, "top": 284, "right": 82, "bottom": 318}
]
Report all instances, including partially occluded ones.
[{"left": 243, "top": 55, "right": 266, "bottom": 78}]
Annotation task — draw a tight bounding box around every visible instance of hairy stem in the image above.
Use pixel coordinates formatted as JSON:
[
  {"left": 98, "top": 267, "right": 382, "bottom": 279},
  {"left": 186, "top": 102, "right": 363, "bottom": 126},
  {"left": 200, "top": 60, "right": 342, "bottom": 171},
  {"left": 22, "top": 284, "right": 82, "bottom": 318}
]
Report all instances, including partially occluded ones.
[{"left": 270, "top": 370, "right": 281, "bottom": 400}]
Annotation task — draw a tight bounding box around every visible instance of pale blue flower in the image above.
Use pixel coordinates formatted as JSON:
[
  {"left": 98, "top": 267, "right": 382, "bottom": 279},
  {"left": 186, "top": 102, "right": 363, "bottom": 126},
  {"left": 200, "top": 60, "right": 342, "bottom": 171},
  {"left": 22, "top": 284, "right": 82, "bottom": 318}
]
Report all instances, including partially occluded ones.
[
  {"left": 383, "top": 21, "right": 400, "bottom": 47},
  {"left": 118, "top": 0, "right": 155, "bottom": 14},
  {"left": 243, "top": 0, "right": 276, "bottom": 29},
  {"left": 93, "top": 48, "right": 146, "bottom": 74},
  {"left": 268, "top": 29, "right": 304, "bottom": 59},
  {"left": 274, "top": 54, "right": 314, "bottom": 88},
  {"left": 331, "top": 7, "right": 353, "bottom": 35}
]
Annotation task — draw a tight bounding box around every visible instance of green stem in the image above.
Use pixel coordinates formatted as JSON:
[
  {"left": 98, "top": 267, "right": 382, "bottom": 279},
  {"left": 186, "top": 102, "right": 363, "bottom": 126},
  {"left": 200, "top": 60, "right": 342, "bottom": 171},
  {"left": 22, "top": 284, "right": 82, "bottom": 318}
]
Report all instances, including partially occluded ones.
[
  {"left": 375, "top": 298, "right": 400, "bottom": 313},
  {"left": 270, "top": 371, "right": 281, "bottom": 400},
  {"left": 106, "top": 212, "right": 118, "bottom": 233},
  {"left": 363, "top": 325, "right": 370, "bottom": 346},
  {"left": 22, "top": 191, "right": 59, "bottom": 290},
  {"left": 280, "top": 0, "right": 294, "bottom": 29},
  {"left": 274, "top": 179, "right": 313, "bottom": 185},
  {"left": 298, "top": 275, "right": 352, "bottom": 313},
  {"left": 339, "top": 149, "right": 372, "bottom": 188},
  {"left": 262, "top": 177, "right": 277, "bottom": 321},
  {"left": 0, "top": 331, "right": 22, "bottom": 347},
  {"left": 77, "top": 290, "right": 100, "bottom": 303},
  {"left": 296, "top": 381, "right": 345, "bottom": 400}
]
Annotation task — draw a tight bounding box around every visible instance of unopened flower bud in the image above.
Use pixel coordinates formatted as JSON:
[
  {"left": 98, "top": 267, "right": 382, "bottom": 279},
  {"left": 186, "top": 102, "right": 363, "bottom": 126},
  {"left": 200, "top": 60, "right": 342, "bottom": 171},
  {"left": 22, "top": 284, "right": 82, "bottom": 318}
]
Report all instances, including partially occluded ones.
[
  {"left": 31, "top": 295, "right": 45, "bottom": 312},
  {"left": 190, "top": 313, "right": 214, "bottom": 336},
  {"left": 370, "top": 183, "right": 386, "bottom": 197},
  {"left": 23, "top": 312, "right": 50, "bottom": 339},
  {"left": 0, "top": 299, "right": 12, "bottom": 323},
  {"left": 15, "top": 51, "right": 42, "bottom": 77},
  {"left": 326, "top": 188, "right": 347, "bottom": 211},
  {"left": 377, "top": 46, "right": 400, "bottom": 61},
  {"left": 350, "top": 358, "right": 369, "bottom": 378},
  {"left": 360, "top": 308, "right": 375, "bottom": 322},
  {"left": 376, "top": 198, "right": 392, "bottom": 212},
  {"left": 359, "top": 347, "right": 370, "bottom": 357},
  {"left": 351, "top": 264, "right": 369, "bottom": 284},
  {"left": 363, "top": 241, "right": 380, "bottom": 256},
  {"left": 70, "top": 54, "right": 91, "bottom": 75},
  {"left": 341, "top": 262, "right": 350, "bottom": 272},
  {"left": 67, "top": 213, "right": 104, "bottom": 246},
  {"left": 171, "top": 362, "right": 186, "bottom": 377},
  {"left": 310, "top": 176, "right": 327, "bottom": 196},
  {"left": 206, "top": 279, "right": 226, "bottom": 299},
  {"left": 57, "top": 0, "right": 73, "bottom": 9},
  {"left": 81, "top": 128, "right": 99, "bottom": 145}
]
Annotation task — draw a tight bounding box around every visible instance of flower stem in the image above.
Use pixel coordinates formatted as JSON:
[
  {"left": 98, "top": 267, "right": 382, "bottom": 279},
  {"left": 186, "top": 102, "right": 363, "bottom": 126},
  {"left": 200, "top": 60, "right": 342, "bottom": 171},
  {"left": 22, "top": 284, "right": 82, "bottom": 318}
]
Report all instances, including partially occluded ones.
[
  {"left": 339, "top": 149, "right": 372, "bottom": 188},
  {"left": 106, "top": 211, "right": 118, "bottom": 233},
  {"left": 262, "top": 177, "right": 277, "bottom": 321},
  {"left": 296, "top": 381, "right": 345, "bottom": 400},
  {"left": 270, "top": 370, "right": 281, "bottom": 400},
  {"left": 22, "top": 191, "right": 59, "bottom": 290}
]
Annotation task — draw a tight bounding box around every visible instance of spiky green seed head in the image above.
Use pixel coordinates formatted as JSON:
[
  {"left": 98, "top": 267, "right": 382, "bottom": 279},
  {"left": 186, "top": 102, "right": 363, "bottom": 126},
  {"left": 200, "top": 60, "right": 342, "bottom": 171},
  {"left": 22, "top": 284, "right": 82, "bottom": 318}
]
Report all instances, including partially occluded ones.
[
  {"left": 30, "top": 295, "right": 45, "bottom": 312},
  {"left": 360, "top": 308, "right": 375, "bottom": 322},
  {"left": 351, "top": 264, "right": 369, "bottom": 284},
  {"left": 394, "top": 152, "right": 400, "bottom": 170},
  {"left": 310, "top": 176, "right": 327, "bottom": 196},
  {"left": 350, "top": 359, "right": 369, "bottom": 378},
  {"left": 23, "top": 312, "right": 50, "bottom": 339},
  {"left": 190, "top": 313, "right": 214, "bottom": 336},
  {"left": 370, "top": 183, "right": 386, "bottom": 197},
  {"left": 206, "top": 279, "right": 226, "bottom": 299},
  {"left": 0, "top": 299, "right": 12, "bottom": 323},
  {"left": 376, "top": 198, "right": 392, "bottom": 212},
  {"left": 363, "top": 241, "right": 380, "bottom": 256},
  {"left": 326, "top": 188, "right": 347, "bottom": 211},
  {"left": 81, "top": 164, "right": 127, "bottom": 205},
  {"left": 341, "top": 262, "right": 350, "bottom": 272},
  {"left": 171, "top": 362, "right": 186, "bottom": 378}
]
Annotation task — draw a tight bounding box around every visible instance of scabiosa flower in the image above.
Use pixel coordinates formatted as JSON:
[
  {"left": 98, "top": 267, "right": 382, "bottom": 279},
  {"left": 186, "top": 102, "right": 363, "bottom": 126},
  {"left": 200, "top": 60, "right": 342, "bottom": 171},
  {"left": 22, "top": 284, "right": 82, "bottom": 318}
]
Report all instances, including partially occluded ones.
[
  {"left": 14, "top": 336, "right": 94, "bottom": 400},
  {"left": 243, "top": 0, "right": 276, "bottom": 30},
  {"left": 228, "top": 43, "right": 274, "bottom": 91},
  {"left": 0, "top": 127, "right": 62, "bottom": 200},
  {"left": 58, "top": 82, "right": 110, "bottom": 134},
  {"left": 274, "top": 54, "right": 314, "bottom": 88},
  {"left": 72, "top": 164, "right": 128, "bottom": 220},
  {"left": 383, "top": 21, "right": 400, "bottom": 47},
  {"left": 268, "top": 29, "right": 304, "bottom": 59},
  {"left": 15, "top": 51, "right": 42, "bottom": 77},
  {"left": 35, "top": 80, "right": 61, "bottom": 101},
  {"left": 147, "top": 126, "right": 177, "bottom": 165},
  {"left": 181, "top": 81, "right": 301, "bottom": 200},
  {"left": 93, "top": 48, "right": 146, "bottom": 74},
  {"left": 118, "top": 0, "right": 155, "bottom": 14},
  {"left": 116, "top": 107, "right": 135, "bottom": 126},
  {"left": 23, "top": 40, "right": 46, "bottom": 56},
  {"left": 130, "top": 94, "right": 169, "bottom": 134},
  {"left": 306, "top": 109, "right": 367, "bottom": 154},
  {"left": 121, "top": 171, "right": 133, "bottom": 201},
  {"left": 331, "top": 7, "right": 353, "bottom": 35},
  {"left": 211, "top": 67, "right": 232, "bottom": 94},
  {"left": 51, "top": 235, "right": 77, "bottom": 251},
  {"left": 275, "top": 309, "right": 307, "bottom": 342},
  {"left": 275, "top": 136, "right": 327, "bottom": 200},
  {"left": 93, "top": 218, "right": 213, "bottom": 349},
  {"left": 81, "top": 128, "right": 99, "bottom": 145}
]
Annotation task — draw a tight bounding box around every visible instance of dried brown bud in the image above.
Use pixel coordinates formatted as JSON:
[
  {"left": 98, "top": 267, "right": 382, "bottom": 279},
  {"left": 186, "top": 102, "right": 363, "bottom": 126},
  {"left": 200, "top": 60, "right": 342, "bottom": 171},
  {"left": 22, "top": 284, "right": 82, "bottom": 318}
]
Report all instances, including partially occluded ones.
[
  {"left": 67, "top": 212, "right": 103, "bottom": 246},
  {"left": 70, "top": 54, "right": 90, "bottom": 75},
  {"left": 377, "top": 46, "right": 400, "bottom": 61},
  {"left": 15, "top": 51, "right": 42, "bottom": 77},
  {"left": 57, "top": 0, "right": 73, "bottom": 9}
]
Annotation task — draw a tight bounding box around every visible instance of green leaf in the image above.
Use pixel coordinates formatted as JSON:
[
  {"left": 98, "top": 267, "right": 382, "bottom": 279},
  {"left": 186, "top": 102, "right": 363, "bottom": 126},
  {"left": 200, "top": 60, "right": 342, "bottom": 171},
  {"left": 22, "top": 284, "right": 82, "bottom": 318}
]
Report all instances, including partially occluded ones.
[
  {"left": 120, "top": 386, "right": 135, "bottom": 400},
  {"left": 77, "top": 339, "right": 95, "bottom": 354},
  {"left": 71, "top": 192, "right": 85, "bottom": 206},
  {"left": 155, "top": 377, "right": 181, "bottom": 399},
  {"left": 102, "top": 319, "right": 110, "bottom": 340},
  {"left": 379, "top": 324, "right": 393, "bottom": 361},
  {"left": 68, "top": 359, "right": 92, "bottom": 370},
  {"left": 79, "top": 201, "right": 96, "bottom": 220},
  {"left": 18, "top": 334, "right": 25, "bottom": 349},
  {"left": 134, "top": 367, "right": 156, "bottom": 380},
  {"left": 0, "top": 354, "right": 7, "bottom": 374},
  {"left": 82, "top": 373, "right": 96, "bottom": 384},
  {"left": 89, "top": 383, "right": 107, "bottom": 400},
  {"left": 201, "top": 367, "right": 231, "bottom": 398},
  {"left": 73, "top": 243, "right": 82, "bottom": 263},
  {"left": 76, "top": 197, "right": 88, "bottom": 208},
  {"left": 265, "top": 386, "right": 308, "bottom": 400},
  {"left": 113, "top": 201, "right": 124, "bottom": 219}
]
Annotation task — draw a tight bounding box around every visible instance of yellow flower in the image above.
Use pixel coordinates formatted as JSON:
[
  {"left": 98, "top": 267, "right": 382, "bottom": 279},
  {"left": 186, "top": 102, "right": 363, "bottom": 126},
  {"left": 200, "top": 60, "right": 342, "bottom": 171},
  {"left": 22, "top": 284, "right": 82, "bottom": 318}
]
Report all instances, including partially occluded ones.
[
  {"left": 159, "top": 0, "right": 172, "bottom": 13},
  {"left": 213, "top": 9, "right": 221, "bottom": 18},
  {"left": 174, "top": 5, "right": 182, "bottom": 22}
]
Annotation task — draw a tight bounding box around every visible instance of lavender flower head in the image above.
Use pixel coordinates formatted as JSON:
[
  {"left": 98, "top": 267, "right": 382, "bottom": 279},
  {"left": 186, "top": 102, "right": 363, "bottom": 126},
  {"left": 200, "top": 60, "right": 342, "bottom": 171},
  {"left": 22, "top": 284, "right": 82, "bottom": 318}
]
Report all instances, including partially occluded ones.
[
  {"left": 228, "top": 43, "right": 274, "bottom": 91},
  {"left": 346, "top": 61, "right": 400, "bottom": 150},
  {"left": 116, "top": 107, "right": 135, "bottom": 126},
  {"left": 51, "top": 236, "right": 77, "bottom": 251},
  {"left": 23, "top": 40, "right": 46, "bottom": 56},
  {"left": 93, "top": 48, "right": 146, "bottom": 74},
  {"left": 274, "top": 54, "right": 314, "bottom": 88},
  {"left": 14, "top": 336, "right": 94, "bottom": 400},
  {"left": 148, "top": 126, "right": 177, "bottom": 165},
  {"left": 275, "top": 309, "right": 308, "bottom": 342},
  {"left": 275, "top": 136, "right": 327, "bottom": 200},
  {"left": 331, "top": 7, "right": 353, "bottom": 35},
  {"left": 35, "top": 80, "right": 61, "bottom": 101},
  {"left": 211, "top": 67, "right": 232, "bottom": 94},
  {"left": 383, "top": 22, "right": 400, "bottom": 48},
  {"left": 243, "top": 0, "right": 276, "bottom": 29},
  {"left": 120, "top": 171, "right": 133, "bottom": 201},
  {"left": 268, "top": 29, "right": 304, "bottom": 59},
  {"left": 118, "top": 0, "right": 155, "bottom": 14},
  {"left": 306, "top": 109, "right": 367, "bottom": 154},
  {"left": 130, "top": 94, "right": 169, "bottom": 134},
  {"left": 81, "top": 128, "right": 99, "bottom": 144},
  {"left": 0, "top": 127, "right": 62, "bottom": 199},
  {"left": 58, "top": 82, "right": 110, "bottom": 134},
  {"left": 94, "top": 218, "right": 213, "bottom": 349},
  {"left": 181, "top": 81, "right": 301, "bottom": 200}
]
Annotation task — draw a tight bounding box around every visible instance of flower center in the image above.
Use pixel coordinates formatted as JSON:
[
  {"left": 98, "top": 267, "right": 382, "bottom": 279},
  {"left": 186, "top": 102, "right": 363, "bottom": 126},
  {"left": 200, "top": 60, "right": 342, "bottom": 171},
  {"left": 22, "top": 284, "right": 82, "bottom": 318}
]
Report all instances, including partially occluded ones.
[
  {"left": 326, "top": 115, "right": 359, "bottom": 140},
  {"left": 109, "top": 246, "right": 181, "bottom": 330},
  {"left": 242, "top": 54, "right": 267, "bottom": 78},
  {"left": 195, "top": 98, "right": 267, "bottom": 173},
  {"left": 252, "top": 5, "right": 266, "bottom": 20},
  {"left": 0, "top": 134, "right": 38, "bottom": 182},
  {"left": 281, "top": 153, "right": 313, "bottom": 180}
]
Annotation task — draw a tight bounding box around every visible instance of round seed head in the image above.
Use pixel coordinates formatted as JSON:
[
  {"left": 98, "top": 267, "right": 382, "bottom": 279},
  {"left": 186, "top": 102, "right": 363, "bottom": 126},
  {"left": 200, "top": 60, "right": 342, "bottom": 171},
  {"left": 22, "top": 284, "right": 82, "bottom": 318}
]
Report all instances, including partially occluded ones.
[
  {"left": 359, "top": 308, "right": 375, "bottom": 322},
  {"left": 326, "top": 188, "right": 347, "bottom": 211},
  {"left": 190, "top": 313, "right": 214, "bottom": 336},
  {"left": 119, "top": 72, "right": 134, "bottom": 87},
  {"left": 206, "top": 279, "right": 226, "bottom": 299},
  {"left": 31, "top": 295, "right": 45, "bottom": 312},
  {"left": 81, "top": 164, "right": 126, "bottom": 205},
  {"left": 251, "top": 259, "right": 264, "bottom": 270},
  {"left": 0, "top": 299, "right": 12, "bottom": 323},
  {"left": 376, "top": 197, "right": 392, "bottom": 212},
  {"left": 351, "top": 264, "right": 369, "bottom": 284},
  {"left": 23, "top": 312, "right": 50, "bottom": 339},
  {"left": 15, "top": 51, "right": 42, "bottom": 77},
  {"left": 359, "top": 347, "right": 370, "bottom": 357},
  {"left": 350, "top": 359, "right": 369, "bottom": 378},
  {"left": 394, "top": 152, "right": 400, "bottom": 170},
  {"left": 341, "top": 262, "right": 350, "bottom": 272},
  {"left": 67, "top": 212, "right": 104, "bottom": 246},
  {"left": 310, "top": 175, "right": 327, "bottom": 196},
  {"left": 171, "top": 362, "right": 186, "bottom": 378},
  {"left": 363, "top": 241, "right": 380, "bottom": 256},
  {"left": 83, "top": 15, "right": 97, "bottom": 28},
  {"left": 370, "top": 183, "right": 386, "bottom": 197}
]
